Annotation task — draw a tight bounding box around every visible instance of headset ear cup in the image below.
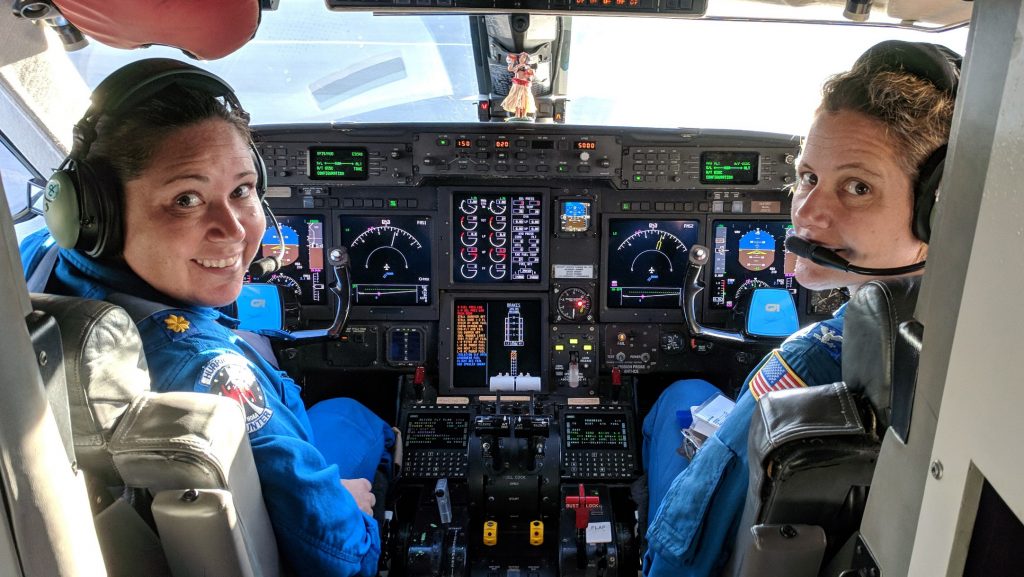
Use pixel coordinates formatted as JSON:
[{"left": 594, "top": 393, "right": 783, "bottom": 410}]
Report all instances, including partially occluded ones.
[
  {"left": 913, "top": 145, "right": 947, "bottom": 244},
  {"left": 43, "top": 169, "right": 82, "bottom": 249},
  {"left": 251, "top": 144, "right": 267, "bottom": 199}
]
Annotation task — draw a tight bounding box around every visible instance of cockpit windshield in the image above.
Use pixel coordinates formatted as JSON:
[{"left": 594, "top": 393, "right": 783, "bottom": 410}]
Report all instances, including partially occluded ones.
[{"left": 64, "top": 0, "right": 967, "bottom": 135}]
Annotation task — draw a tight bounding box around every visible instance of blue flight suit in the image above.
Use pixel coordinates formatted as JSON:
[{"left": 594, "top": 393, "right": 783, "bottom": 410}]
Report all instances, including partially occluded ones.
[
  {"left": 20, "top": 229, "right": 395, "bottom": 577},
  {"left": 642, "top": 308, "right": 846, "bottom": 577}
]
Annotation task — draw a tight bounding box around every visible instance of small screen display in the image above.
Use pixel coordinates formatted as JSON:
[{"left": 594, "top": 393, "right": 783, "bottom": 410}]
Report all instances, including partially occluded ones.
[
  {"left": 559, "top": 200, "right": 592, "bottom": 233},
  {"left": 606, "top": 219, "right": 700, "bottom": 309},
  {"left": 574, "top": 141, "right": 597, "bottom": 150},
  {"left": 456, "top": 139, "right": 473, "bottom": 149},
  {"left": 564, "top": 413, "right": 630, "bottom": 450},
  {"left": 308, "top": 146, "right": 368, "bottom": 180},
  {"left": 700, "top": 151, "right": 759, "bottom": 184},
  {"left": 495, "top": 140, "right": 510, "bottom": 149},
  {"left": 453, "top": 299, "right": 543, "bottom": 391},
  {"left": 531, "top": 141, "right": 554, "bottom": 150},
  {"left": 388, "top": 328, "right": 424, "bottom": 364},
  {"left": 251, "top": 215, "right": 327, "bottom": 306},
  {"left": 340, "top": 215, "right": 432, "bottom": 306},
  {"left": 453, "top": 193, "right": 543, "bottom": 283},
  {"left": 405, "top": 413, "right": 470, "bottom": 449},
  {"left": 711, "top": 220, "right": 797, "bottom": 310}
]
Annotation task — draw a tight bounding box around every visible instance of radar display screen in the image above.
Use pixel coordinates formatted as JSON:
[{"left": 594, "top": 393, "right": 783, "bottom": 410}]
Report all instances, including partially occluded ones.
[
  {"left": 308, "top": 146, "right": 368, "bottom": 180},
  {"left": 453, "top": 193, "right": 543, "bottom": 284},
  {"left": 700, "top": 151, "right": 759, "bottom": 184},
  {"left": 252, "top": 215, "right": 327, "bottom": 306},
  {"left": 340, "top": 215, "right": 432, "bottom": 306},
  {"left": 606, "top": 219, "right": 700, "bottom": 309},
  {"left": 405, "top": 413, "right": 470, "bottom": 449},
  {"left": 453, "top": 299, "right": 543, "bottom": 391},
  {"left": 564, "top": 413, "right": 630, "bottom": 450},
  {"left": 710, "top": 220, "right": 797, "bottom": 310}
]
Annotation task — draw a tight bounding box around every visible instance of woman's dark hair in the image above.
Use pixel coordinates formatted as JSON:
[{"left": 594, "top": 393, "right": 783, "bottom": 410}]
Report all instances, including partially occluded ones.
[
  {"left": 818, "top": 61, "right": 955, "bottom": 177},
  {"left": 85, "top": 84, "right": 252, "bottom": 184}
]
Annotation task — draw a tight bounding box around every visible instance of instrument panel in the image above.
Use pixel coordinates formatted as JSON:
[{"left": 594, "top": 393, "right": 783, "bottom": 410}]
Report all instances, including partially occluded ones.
[{"left": 256, "top": 123, "right": 830, "bottom": 390}]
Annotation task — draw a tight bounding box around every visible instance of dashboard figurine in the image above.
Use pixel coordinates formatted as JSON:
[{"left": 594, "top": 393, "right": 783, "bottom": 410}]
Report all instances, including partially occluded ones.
[{"left": 501, "top": 52, "right": 536, "bottom": 122}]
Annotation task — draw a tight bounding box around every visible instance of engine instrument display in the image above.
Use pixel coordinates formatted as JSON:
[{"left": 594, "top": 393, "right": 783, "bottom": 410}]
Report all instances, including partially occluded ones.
[
  {"left": 606, "top": 219, "right": 700, "bottom": 309},
  {"left": 710, "top": 220, "right": 797, "bottom": 309},
  {"left": 700, "top": 151, "right": 759, "bottom": 184},
  {"left": 564, "top": 413, "right": 630, "bottom": 450},
  {"left": 308, "top": 146, "right": 368, "bottom": 180},
  {"left": 453, "top": 298, "right": 543, "bottom": 391},
  {"left": 405, "top": 413, "right": 470, "bottom": 449},
  {"left": 452, "top": 193, "right": 543, "bottom": 283},
  {"left": 257, "top": 215, "right": 327, "bottom": 306},
  {"left": 340, "top": 215, "right": 432, "bottom": 306}
]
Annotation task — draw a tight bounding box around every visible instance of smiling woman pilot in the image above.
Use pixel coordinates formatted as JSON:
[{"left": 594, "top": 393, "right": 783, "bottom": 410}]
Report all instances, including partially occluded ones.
[
  {"left": 20, "top": 59, "right": 392, "bottom": 577},
  {"left": 640, "top": 40, "right": 958, "bottom": 577}
]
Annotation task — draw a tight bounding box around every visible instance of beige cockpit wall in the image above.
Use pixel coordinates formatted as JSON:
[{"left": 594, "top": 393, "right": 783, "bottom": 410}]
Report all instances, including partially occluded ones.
[{"left": 862, "top": 0, "right": 1024, "bottom": 574}]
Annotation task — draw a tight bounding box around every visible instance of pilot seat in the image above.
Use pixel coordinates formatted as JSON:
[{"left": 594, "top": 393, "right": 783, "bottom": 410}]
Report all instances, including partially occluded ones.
[{"left": 728, "top": 276, "right": 922, "bottom": 577}]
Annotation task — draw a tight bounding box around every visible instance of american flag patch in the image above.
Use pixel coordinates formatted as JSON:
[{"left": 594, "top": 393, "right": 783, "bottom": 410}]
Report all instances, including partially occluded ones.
[{"left": 748, "top": 350, "right": 808, "bottom": 400}]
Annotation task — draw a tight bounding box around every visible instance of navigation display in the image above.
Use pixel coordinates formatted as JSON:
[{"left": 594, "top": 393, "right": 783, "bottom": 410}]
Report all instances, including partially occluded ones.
[
  {"left": 710, "top": 220, "right": 797, "bottom": 310},
  {"left": 254, "top": 215, "right": 327, "bottom": 306},
  {"left": 453, "top": 298, "right": 543, "bottom": 391},
  {"left": 340, "top": 215, "right": 432, "bottom": 306},
  {"left": 606, "top": 219, "right": 700, "bottom": 309},
  {"left": 564, "top": 413, "right": 630, "bottom": 450},
  {"left": 700, "top": 151, "right": 759, "bottom": 184},
  {"left": 452, "top": 193, "right": 543, "bottom": 283},
  {"left": 405, "top": 413, "right": 470, "bottom": 449}
]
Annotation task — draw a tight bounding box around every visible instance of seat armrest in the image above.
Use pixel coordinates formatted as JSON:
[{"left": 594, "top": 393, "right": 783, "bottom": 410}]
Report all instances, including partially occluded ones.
[{"left": 107, "top": 391, "right": 279, "bottom": 574}]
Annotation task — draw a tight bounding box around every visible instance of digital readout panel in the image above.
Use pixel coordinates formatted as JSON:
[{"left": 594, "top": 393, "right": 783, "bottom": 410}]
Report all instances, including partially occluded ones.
[
  {"left": 340, "top": 215, "right": 432, "bottom": 306},
  {"left": 711, "top": 220, "right": 797, "bottom": 309},
  {"left": 405, "top": 413, "right": 470, "bottom": 449},
  {"left": 453, "top": 299, "right": 543, "bottom": 391},
  {"left": 700, "top": 151, "right": 759, "bottom": 184},
  {"left": 606, "top": 219, "right": 700, "bottom": 309},
  {"left": 564, "top": 413, "right": 630, "bottom": 450},
  {"left": 250, "top": 215, "right": 327, "bottom": 306},
  {"left": 453, "top": 193, "right": 543, "bottom": 283},
  {"left": 308, "top": 146, "right": 368, "bottom": 180}
]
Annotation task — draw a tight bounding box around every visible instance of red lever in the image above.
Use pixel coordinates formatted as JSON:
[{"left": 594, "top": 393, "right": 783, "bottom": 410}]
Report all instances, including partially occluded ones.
[
  {"left": 564, "top": 484, "right": 600, "bottom": 530},
  {"left": 611, "top": 367, "right": 622, "bottom": 387},
  {"left": 414, "top": 366, "right": 426, "bottom": 385}
]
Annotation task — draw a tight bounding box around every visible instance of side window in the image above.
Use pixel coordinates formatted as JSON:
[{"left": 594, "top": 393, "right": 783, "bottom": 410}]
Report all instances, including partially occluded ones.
[{"left": 1, "top": 136, "right": 47, "bottom": 241}]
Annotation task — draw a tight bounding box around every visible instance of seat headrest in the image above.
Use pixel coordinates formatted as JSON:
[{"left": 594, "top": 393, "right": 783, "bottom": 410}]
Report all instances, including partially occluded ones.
[
  {"left": 841, "top": 277, "right": 922, "bottom": 431},
  {"left": 30, "top": 294, "right": 150, "bottom": 484}
]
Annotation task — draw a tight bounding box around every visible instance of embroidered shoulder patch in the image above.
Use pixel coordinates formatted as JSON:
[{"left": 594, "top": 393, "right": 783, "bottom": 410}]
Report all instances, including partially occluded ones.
[
  {"left": 748, "top": 350, "right": 809, "bottom": 400},
  {"left": 195, "top": 353, "right": 274, "bottom": 433},
  {"left": 810, "top": 319, "right": 844, "bottom": 363}
]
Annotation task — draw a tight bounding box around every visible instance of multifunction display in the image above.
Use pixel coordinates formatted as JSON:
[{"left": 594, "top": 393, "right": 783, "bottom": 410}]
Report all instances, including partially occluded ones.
[
  {"left": 256, "top": 215, "right": 327, "bottom": 306},
  {"left": 308, "top": 146, "right": 368, "bottom": 180},
  {"left": 711, "top": 220, "right": 797, "bottom": 309},
  {"left": 405, "top": 413, "right": 470, "bottom": 449},
  {"left": 559, "top": 200, "right": 592, "bottom": 233},
  {"left": 340, "top": 215, "right": 432, "bottom": 306},
  {"left": 453, "top": 193, "right": 543, "bottom": 283},
  {"left": 700, "top": 151, "right": 759, "bottom": 184},
  {"left": 606, "top": 219, "right": 700, "bottom": 309},
  {"left": 564, "top": 413, "right": 630, "bottom": 450},
  {"left": 453, "top": 299, "right": 543, "bottom": 391}
]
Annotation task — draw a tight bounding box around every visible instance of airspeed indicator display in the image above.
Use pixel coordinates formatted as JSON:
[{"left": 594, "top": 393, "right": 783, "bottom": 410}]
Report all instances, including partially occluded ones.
[
  {"left": 606, "top": 219, "right": 700, "bottom": 309},
  {"left": 340, "top": 215, "right": 433, "bottom": 306}
]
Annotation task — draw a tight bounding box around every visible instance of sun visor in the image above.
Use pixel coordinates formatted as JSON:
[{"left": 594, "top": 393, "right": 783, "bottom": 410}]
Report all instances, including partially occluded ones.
[{"left": 53, "top": 0, "right": 261, "bottom": 60}]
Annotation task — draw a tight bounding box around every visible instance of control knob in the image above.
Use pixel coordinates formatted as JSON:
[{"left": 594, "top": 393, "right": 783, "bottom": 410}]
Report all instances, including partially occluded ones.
[
  {"left": 390, "top": 150, "right": 402, "bottom": 160},
  {"left": 598, "top": 158, "right": 611, "bottom": 169},
  {"left": 578, "top": 152, "right": 591, "bottom": 162}
]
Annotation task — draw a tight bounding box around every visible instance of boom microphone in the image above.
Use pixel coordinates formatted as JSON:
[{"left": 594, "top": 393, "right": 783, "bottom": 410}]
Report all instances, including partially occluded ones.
[
  {"left": 248, "top": 201, "right": 286, "bottom": 279},
  {"left": 784, "top": 236, "right": 926, "bottom": 276}
]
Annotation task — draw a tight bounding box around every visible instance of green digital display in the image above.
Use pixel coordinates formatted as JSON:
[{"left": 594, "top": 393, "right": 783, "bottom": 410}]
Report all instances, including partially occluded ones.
[
  {"left": 700, "top": 151, "right": 759, "bottom": 184},
  {"left": 308, "top": 146, "right": 369, "bottom": 180}
]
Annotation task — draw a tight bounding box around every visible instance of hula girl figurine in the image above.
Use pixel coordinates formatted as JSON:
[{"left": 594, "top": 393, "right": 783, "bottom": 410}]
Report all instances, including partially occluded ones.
[{"left": 501, "top": 52, "right": 536, "bottom": 121}]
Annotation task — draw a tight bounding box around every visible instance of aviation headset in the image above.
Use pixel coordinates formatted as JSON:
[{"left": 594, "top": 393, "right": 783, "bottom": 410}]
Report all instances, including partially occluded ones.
[
  {"left": 851, "top": 40, "right": 962, "bottom": 244},
  {"left": 44, "top": 58, "right": 267, "bottom": 258}
]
